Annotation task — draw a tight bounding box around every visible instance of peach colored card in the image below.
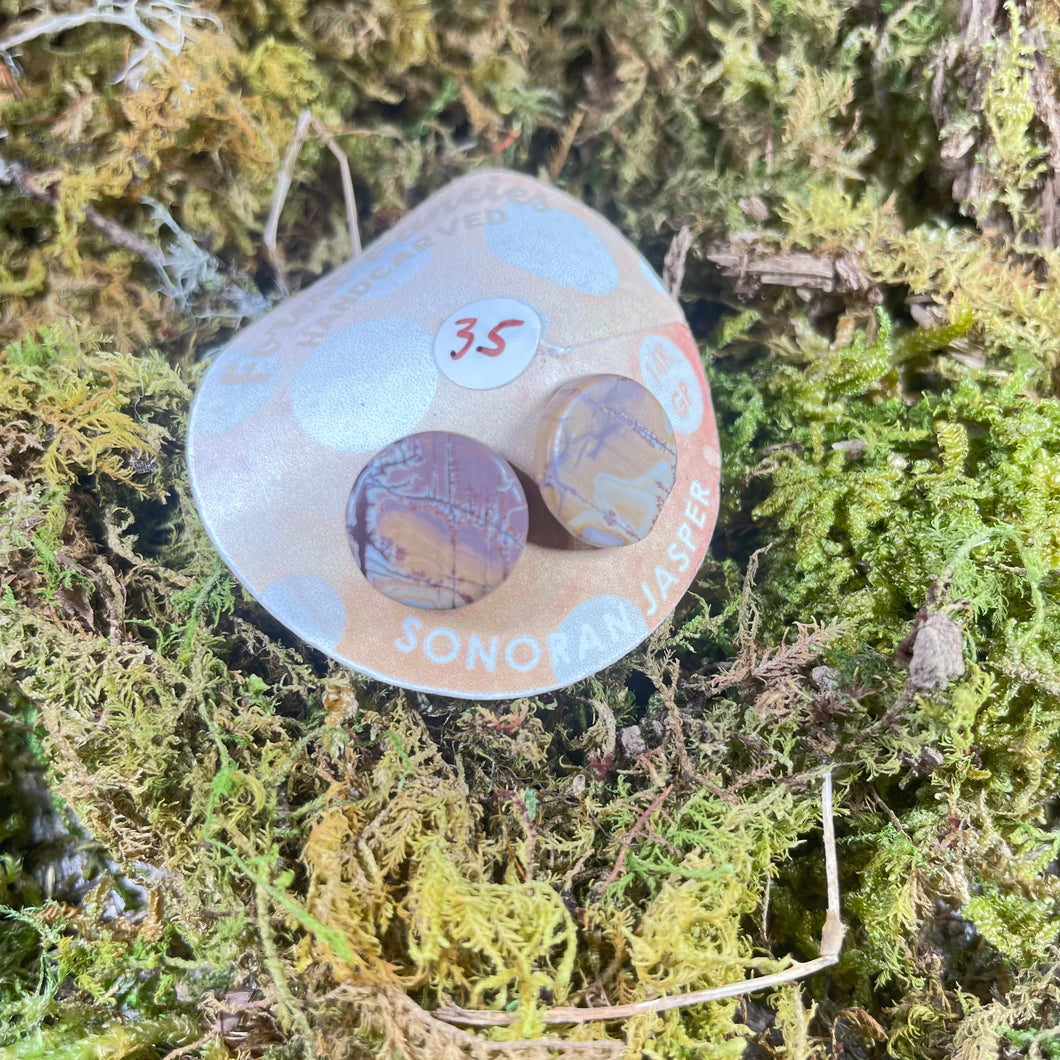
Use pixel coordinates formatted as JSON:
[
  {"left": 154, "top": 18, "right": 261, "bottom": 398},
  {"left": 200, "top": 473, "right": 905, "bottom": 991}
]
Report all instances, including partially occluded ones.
[{"left": 188, "top": 170, "right": 720, "bottom": 698}]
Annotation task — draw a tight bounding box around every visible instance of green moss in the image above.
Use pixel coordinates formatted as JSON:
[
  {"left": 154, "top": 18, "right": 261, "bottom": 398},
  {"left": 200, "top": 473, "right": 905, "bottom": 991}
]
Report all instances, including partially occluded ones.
[
  {"left": 0, "top": 1014, "right": 203, "bottom": 1060},
  {"left": 3, "top": 0, "right": 1060, "bottom": 1057}
]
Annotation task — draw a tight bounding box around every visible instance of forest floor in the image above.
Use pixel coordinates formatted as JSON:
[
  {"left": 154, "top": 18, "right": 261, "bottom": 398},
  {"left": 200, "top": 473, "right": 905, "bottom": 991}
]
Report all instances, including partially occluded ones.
[{"left": 1, "top": 1, "right": 1059, "bottom": 1058}]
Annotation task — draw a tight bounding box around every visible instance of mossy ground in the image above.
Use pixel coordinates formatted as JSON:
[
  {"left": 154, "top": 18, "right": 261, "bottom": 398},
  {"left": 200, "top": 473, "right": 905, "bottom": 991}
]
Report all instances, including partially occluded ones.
[{"left": 1, "top": 0, "right": 1059, "bottom": 1057}]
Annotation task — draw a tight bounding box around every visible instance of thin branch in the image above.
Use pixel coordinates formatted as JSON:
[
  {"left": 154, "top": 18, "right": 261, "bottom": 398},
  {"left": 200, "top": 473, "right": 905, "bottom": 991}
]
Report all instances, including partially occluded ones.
[
  {"left": 434, "top": 772, "right": 845, "bottom": 1028},
  {"left": 819, "top": 771, "right": 845, "bottom": 959},
  {"left": 603, "top": 783, "right": 672, "bottom": 888},
  {"left": 494, "top": 788, "right": 537, "bottom": 881},
  {"left": 0, "top": 155, "right": 166, "bottom": 270},
  {"left": 705, "top": 237, "right": 881, "bottom": 301},
  {"left": 264, "top": 110, "right": 361, "bottom": 296},
  {"left": 549, "top": 109, "right": 584, "bottom": 182},
  {"left": 84, "top": 203, "right": 167, "bottom": 268},
  {"left": 662, "top": 225, "right": 693, "bottom": 299},
  {"left": 158, "top": 1033, "right": 216, "bottom": 1060},
  {"left": 483, "top": 1039, "right": 624, "bottom": 1054}
]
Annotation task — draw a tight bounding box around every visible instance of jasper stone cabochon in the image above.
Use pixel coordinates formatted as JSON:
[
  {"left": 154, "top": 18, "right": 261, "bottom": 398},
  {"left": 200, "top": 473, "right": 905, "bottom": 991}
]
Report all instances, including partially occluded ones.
[
  {"left": 534, "top": 374, "right": 678, "bottom": 548},
  {"left": 346, "top": 431, "right": 529, "bottom": 611},
  {"left": 187, "top": 169, "right": 721, "bottom": 698}
]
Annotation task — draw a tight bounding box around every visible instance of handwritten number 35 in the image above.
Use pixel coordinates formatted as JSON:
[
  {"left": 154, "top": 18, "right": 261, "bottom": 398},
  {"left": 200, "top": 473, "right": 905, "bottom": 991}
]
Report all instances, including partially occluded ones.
[{"left": 450, "top": 317, "right": 525, "bottom": 360}]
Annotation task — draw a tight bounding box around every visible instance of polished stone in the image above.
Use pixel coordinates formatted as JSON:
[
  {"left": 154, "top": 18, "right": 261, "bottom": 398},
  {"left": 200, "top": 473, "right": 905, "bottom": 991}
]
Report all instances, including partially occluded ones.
[
  {"left": 346, "top": 431, "right": 528, "bottom": 609},
  {"left": 533, "top": 375, "right": 677, "bottom": 547}
]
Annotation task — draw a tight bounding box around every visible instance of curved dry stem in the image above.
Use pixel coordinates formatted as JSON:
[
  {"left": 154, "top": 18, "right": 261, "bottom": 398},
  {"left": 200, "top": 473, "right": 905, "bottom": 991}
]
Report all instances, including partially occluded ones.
[
  {"left": 435, "top": 773, "right": 845, "bottom": 1029},
  {"left": 264, "top": 110, "right": 362, "bottom": 296}
]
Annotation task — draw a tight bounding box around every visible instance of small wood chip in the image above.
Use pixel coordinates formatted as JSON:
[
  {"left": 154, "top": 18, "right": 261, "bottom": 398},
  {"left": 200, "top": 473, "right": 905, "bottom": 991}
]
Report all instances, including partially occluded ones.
[{"left": 705, "top": 238, "right": 881, "bottom": 301}]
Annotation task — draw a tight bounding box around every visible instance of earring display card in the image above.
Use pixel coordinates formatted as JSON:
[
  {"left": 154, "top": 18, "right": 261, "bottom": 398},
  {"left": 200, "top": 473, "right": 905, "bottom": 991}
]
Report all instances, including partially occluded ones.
[
  {"left": 533, "top": 374, "right": 679, "bottom": 547},
  {"left": 187, "top": 169, "right": 721, "bottom": 698}
]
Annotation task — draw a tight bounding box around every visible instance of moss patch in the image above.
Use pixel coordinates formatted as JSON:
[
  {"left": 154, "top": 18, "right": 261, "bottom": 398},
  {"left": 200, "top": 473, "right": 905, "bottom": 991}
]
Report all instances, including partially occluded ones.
[{"left": 1, "top": 0, "right": 1059, "bottom": 1057}]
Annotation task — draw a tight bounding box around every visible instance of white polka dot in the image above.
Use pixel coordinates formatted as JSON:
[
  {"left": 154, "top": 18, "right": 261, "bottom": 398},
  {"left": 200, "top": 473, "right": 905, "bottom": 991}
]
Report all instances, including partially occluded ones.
[
  {"left": 291, "top": 317, "right": 436, "bottom": 452},
  {"left": 190, "top": 346, "right": 280, "bottom": 434},
  {"left": 486, "top": 204, "right": 619, "bottom": 295},
  {"left": 546, "top": 596, "right": 648, "bottom": 685},
  {"left": 434, "top": 298, "right": 542, "bottom": 389},
  {"left": 638, "top": 334, "right": 704, "bottom": 434},
  {"left": 261, "top": 574, "right": 347, "bottom": 651}
]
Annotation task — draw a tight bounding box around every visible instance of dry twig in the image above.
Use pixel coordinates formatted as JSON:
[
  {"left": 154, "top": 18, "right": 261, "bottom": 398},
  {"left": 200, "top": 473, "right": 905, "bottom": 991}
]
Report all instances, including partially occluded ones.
[
  {"left": 705, "top": 237, "right": 880, "bottom": 301},
  {"left": 549, "top": 110, "right": 585, "bottom": 182},
  {"left": 662, "top": 225, "right": 693, "bottom": 299},
  {"left": 0, "top": 0, "right": 220, "bottom": 80},
  {"left": 264, "top": 110, "right": 361, "bottom": 295},
  {"left": 435, "top": 773, "right": 845, "bottom": 1028},
  {"left": 602, "top": 783, "right": 673, "bottom": 888},
  {"left": 0, "top": 155, "right": 166, "bottom": 271},
  {"left": 494, "top": 788, "right": 538, "bottom": 881}
]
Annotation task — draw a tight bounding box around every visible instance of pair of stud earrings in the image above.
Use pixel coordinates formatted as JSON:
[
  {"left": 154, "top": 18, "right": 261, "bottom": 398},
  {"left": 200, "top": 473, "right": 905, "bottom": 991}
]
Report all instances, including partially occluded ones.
[{"left": 345, "top": 373, "right": 679, "bottom": 611}]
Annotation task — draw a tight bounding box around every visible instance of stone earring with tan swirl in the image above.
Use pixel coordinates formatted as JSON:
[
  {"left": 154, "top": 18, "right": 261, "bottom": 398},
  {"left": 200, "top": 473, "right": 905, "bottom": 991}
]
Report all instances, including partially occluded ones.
[
  {"left": 346, "top": 431, "right": 529, "bottom": 610},
  {"left": 532, "top": 374, "right": 678, "bottom": 547}
]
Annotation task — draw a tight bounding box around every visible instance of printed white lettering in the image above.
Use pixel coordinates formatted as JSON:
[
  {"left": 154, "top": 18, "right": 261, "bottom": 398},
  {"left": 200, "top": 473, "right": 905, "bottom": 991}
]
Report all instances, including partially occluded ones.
[
  {"left": 396, "top": 624, "right": 544, "bottom": 673},
  {"left": 602, "top": 608, "right": 638, "bottom": 640},
  {"left": 547, "top": 630, "right": 570, "bottom": 669},
  {"left": 642, "top": 582, "right": 658, "bottom": 616},
  {"left": 505, "top": 636, "right": 541, "bottom": 672},
  {"left": 667, "top": 541, "right": 690, "bottom": 572},
  {"left": 467, "top": 634, "right": 498, "bottom": 672},
  {"left": 655, "top": 565, "right": 678, "bottom": 601},
  {"left": 424, "top": 627, "right": 460, "bottom": 664},
  {"left": 690, "top": 480, "right": 711, "bottom": 505},
  {"left": 395, "top": 616, "right": 422, "bottom": 653},
  {"left": 578, "top": 623, "right": 605, "bottom": 659}
]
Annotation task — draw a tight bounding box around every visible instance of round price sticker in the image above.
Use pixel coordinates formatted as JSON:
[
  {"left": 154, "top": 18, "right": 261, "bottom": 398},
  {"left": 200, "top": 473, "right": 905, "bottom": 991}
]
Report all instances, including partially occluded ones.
[{"left": 434, "top": 298, "right": 542, "bottom": 390}]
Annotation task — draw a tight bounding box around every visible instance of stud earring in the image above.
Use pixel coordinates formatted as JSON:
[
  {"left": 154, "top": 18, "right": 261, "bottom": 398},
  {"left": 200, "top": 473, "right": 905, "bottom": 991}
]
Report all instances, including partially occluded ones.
[
  {"left": 532, "top": 374, "right": 677, "bottom": 547},
  {"left": 345, "top": 430, "right": 529, "bottom": 610}
]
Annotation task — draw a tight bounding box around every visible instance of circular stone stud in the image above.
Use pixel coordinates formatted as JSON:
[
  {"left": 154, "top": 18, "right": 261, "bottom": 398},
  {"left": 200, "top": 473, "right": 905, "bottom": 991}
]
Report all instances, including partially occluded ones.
[
  {"left": 533, "top": 374, "right": 678, "bottom": 547},
  {"left": 346, "top": 431, "right": 529, "bottom": 610}
]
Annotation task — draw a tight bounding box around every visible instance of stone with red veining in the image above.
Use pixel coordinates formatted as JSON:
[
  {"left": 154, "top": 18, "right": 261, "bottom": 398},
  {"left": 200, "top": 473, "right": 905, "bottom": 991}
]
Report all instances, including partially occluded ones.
[
  {"left": 533, "top": 375, "right": 677, "bottom": 547},
  {"left": 346, "top": 431, "right": 528, "bottom": 609}
]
